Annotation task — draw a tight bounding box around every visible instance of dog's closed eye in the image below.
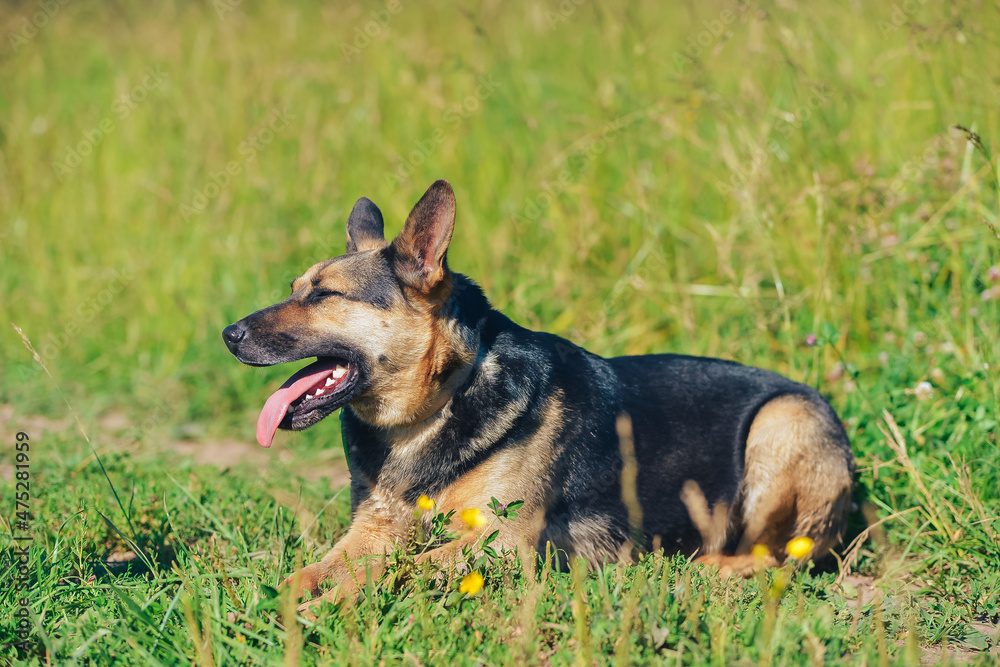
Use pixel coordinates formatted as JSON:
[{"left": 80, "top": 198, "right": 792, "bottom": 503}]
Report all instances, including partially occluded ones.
[{"left": 309, "top": 288, "right": 345, "bottom": 301}]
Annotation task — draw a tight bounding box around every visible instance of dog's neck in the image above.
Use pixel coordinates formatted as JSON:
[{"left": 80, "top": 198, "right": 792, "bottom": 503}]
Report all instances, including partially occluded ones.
[
  {"left": 343, "top": 336, "right": 509, "bottom": 493},
  {"left": 347, "top": 272, "right": 490, "bottom": 431},
  {"left": 396, "top": 339, "right": 480, "bottom": 426},
  {"left": 340, "top": 280, "right": 529, "bottom": 493}
]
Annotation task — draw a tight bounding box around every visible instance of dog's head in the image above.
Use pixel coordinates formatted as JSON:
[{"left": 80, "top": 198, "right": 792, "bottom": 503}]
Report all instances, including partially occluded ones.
[{"left": 224, "top": 179, "right": 474, "bottom": 447}]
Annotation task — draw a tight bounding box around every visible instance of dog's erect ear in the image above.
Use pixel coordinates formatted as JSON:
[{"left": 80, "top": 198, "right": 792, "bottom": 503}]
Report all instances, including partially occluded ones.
[
  {"left": 346, "top": 197, "right": 387, "bottom": 253},
  {"left": 391, "top": 179, "right": 455, "bottom": 293}
]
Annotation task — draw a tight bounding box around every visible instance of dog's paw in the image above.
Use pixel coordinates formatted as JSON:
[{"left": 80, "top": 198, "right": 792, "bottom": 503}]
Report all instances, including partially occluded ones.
[
  {"left": 275, "top": 595, "right": 323, "bottom": 627},
  {"left": 296, "top": 598, "right": 322, "bottom": 623},
  {"left": 294, "top": 586, "right": 350, "bottom": 623},
  {"left": 694, "top": 552, "right": 777, "bottom": 579},
  {"left": 282, "top": 563, "right": 326, "bottom": 600}
]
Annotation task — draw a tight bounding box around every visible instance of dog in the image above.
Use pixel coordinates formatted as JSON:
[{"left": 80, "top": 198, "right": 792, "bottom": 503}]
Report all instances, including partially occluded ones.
[{"left": 223, "top": 179, "right": 854, "bottom": 613}]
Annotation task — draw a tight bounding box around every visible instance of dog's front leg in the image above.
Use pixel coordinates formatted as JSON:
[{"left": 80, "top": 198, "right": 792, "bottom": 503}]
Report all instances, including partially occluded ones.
[
  {"left": 285, "top": 531, "right": 382, "bottom": 601},
  {"left": 285, "top": 498, "right": 408, "bottom": 617}
]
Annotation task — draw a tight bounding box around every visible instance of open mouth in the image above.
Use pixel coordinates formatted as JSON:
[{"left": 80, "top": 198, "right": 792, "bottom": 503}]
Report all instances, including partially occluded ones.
[{"left": 255, "top": 357, "right": 361, "bottom": 448}]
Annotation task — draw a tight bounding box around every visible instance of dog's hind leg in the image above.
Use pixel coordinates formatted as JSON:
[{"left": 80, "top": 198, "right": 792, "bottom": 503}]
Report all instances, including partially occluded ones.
[{"left": 696, "top": 394, "right": 853, "bottom": 577}]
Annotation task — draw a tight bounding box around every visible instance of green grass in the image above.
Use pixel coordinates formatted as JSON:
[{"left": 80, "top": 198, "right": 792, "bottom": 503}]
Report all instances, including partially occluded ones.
[{"left": 2, "top": 0, "right": 1000, "bottom": 663}]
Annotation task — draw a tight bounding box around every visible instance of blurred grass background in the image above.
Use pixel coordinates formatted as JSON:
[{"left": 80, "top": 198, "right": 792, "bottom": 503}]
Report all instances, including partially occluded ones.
[
  {"left": 2, "top": 0, "right": 1000, "bottom": 663},
  {"left": 2, "top": 0, "right": 997, "bottom": 446}
]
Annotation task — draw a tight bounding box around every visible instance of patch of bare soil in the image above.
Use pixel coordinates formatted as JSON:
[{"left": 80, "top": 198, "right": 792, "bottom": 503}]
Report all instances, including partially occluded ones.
[
  {"left": 837, "top": 574, "right": 881, "bottom": 607},
  {"left": 920, "top": 636, "right": 1000, "bottom": 666},
  {"left": 841, "top": 573, "right": 999, "bottom": 663}
]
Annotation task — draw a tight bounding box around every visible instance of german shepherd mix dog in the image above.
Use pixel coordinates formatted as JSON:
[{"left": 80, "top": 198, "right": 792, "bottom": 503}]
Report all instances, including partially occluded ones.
[{"left": 223, "top": 180, "right": 853, "bottom": 614}]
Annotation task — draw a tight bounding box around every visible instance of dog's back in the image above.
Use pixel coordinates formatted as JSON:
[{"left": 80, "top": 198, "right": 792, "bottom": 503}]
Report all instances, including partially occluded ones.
[{"left": 443, "top": 301, "right": 853, "bottom": 570}]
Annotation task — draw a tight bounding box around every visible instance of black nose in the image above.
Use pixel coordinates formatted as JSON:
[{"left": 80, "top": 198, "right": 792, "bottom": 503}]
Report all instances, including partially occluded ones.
[{"left": 223, "top": 323, "right": 245, "bottom": 352}]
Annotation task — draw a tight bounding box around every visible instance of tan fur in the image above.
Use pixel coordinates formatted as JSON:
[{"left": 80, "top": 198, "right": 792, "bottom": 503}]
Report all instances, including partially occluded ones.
[
  {"left": 432, "top": 394, "right": 563, "bottom": 545},
  {"left": 289, "top": 488, "right": 409, "bottom": 603},
  {"left": 696, "top": 394, "right": 852, "bottom": 576},
  {"left": 540, "top": 514, "right": 631, "bottom": 567},
  {"left": 290, "top": 386, "right": 566, "bottom": 619},
  {"left": 695, "top": 551, "right": 780, "bottom": 578},
  {"left": 272, "top": 253, "right": 479, "bottom": 431},
  {"left": 346, "top": 229, "right": 389, "bottom": 254}
]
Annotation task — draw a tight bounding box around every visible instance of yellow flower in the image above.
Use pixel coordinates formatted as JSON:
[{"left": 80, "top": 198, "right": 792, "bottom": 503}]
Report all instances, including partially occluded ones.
[
  {"left": 417, "top": 495, "right": 435, "bottom": 511},
  {"left": 460, "top": 507, "right": 488, "bottom": 529},
  {"left": 459, "top": 571, "right": 485, "bottom": 595},
  {"left": 751, "top": 544, "right": 771, "bottom": 561},
  {"left": 786, "top": 536, "right": 814, "bottom": 560}
]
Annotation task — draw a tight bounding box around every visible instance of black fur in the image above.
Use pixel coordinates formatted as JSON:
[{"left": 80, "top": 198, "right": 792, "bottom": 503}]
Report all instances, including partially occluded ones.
[
  {"left": 345, "top": 197, "right": 386, "bottom": 254},
  {"left": 341, "top": 272, "right": 844, "bottom": 555}
]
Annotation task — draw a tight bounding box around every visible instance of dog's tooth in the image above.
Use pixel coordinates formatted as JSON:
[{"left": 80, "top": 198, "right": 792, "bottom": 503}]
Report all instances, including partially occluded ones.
[
  {"left": 315, "top": 388, "right": 325, "bottom": 396},
  {"left": 304, "top": 394, "right": 313, "bottom": 401},
  {"left": 332, "top": 367, "right": 347, "bottom": 378},
  {"left": 325, "top": 377, "right": 335, "bottom": 387}
]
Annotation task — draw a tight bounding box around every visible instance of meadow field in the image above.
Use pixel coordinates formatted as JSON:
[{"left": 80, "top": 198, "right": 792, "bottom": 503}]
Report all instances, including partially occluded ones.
[{"left": 2, "top": 0, "right": 1000, "bottom": 663}]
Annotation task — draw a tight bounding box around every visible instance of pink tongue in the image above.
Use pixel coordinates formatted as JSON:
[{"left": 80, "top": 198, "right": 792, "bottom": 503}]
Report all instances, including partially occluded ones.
[{"left": 256, "top": 359, "right": 339, "bottom": 448}]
